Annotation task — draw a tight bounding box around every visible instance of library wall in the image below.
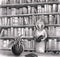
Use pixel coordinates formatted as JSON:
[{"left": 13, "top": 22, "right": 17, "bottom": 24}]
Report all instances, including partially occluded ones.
[{"left": 0, "top": 0, "right": 60, "bottom": 51}]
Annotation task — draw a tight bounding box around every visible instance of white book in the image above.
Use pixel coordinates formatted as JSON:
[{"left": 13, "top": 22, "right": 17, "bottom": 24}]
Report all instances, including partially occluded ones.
[
  {"left": 28, "top": 6, "right": 31, "bottom": 14},
  {"left": 0, "top": 18, "right": 2, "bottom": 26},
  {"left": 56, "top": 27, "right": 60, "bottom": 36},
  {"left": 58, "top": 4, "right": 60, "bottom": 12},
  {"left": 7, "top": 28, "right": 11, "bottom": 36},
  {"left": 5, "top": 17, "right": 7, "bottom": 26},
  {"left": 53, "top": 4, "right": 57, "bottom": 12},
  {"left": 57, "top": 15, "right": 60, "bottom": 24}
]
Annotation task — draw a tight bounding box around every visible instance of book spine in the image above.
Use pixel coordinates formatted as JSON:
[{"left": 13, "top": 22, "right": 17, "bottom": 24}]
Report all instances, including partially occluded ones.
[
  {"left": 7, "top": 28, "right": 11, "bottom": 36},
  {"left": 10, "top": 27, "right": 14, "bottom": 36},
  {"left": 58, "top": 4, "right": 60, "bottom": 12},
  {"left": 53, "top": 4, "right": 57, "bottom": 12}
]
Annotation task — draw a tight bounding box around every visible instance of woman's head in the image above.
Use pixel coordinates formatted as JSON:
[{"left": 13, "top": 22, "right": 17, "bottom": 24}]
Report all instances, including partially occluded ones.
[{"left": 36, "top": 20, "right": 44, "bottom": 31}]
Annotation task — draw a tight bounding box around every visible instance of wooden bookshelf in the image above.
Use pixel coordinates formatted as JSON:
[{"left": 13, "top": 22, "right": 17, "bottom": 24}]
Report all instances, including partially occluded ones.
[
  {"left": 46, "top": 24, "right": 60, "bottom": 27},
  {"left": 0, "top": 0, "right": 60, "bottom": 52},
  {"left": 0, "top": 2, "right": 60, "bottom": 8},
  {"left": 0, "top": 25, "right": 35, "bottom": 28}
]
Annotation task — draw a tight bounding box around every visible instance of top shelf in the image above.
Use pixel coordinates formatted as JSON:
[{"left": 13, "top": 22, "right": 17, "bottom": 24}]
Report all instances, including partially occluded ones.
[{"left": 0, "top": 2, "right": 60, "bottom": 8}]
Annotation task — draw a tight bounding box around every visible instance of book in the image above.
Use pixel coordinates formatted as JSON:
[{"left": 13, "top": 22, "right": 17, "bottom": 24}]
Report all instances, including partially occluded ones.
[
  {"left": 20, "top": 0, "right": 22, "bottom": 4},
  {"left": 22, "top": 28, "right": 25, "bottom": 37},
  {"left": 22, "top": 7, "right": 27, "bottom": 14},
  {"left": 19, "top": 8, "right": 23, "bottom": 14},
  {"left": 13, "top": 17, "right": 18, "bottom": 26},
  {"left": 49, "top": 15, "right": 53, "bottom": 24},
  {"left": 14, "top": 28, "right": 18, "bottom": 37},
  {"left": 44, "top": 15, "right": 49, "bottom": 24},
  {"left": 26, "top": 0, "right": 31, "bottom": 3},
  {"left": 0, "top": 18, "right": 2, "bottom": 26},
  {"left": 18, "top": 28, "right": 22, "bottom": 36},
  {"left": 28, "top": 6, "right": 31, "bottom": 14},
  {"left": 4, "top": 17, "right": 8, "bottom": 26},
  {"left": 2, "top": 17, "right": 5, "bottom": 26},
  {"left": 7, "top": 17, "right": 10, "bottom": 26},
  {"left": 56, "top": 27, "right": 60, "bottom": 37},
  {"left": 54, "top": 39, "right": 57, "bottom": 50},
  {"left": 10, "top": 27, "right": 14, "bottom": 36},
  {"left": 7, "top": 7, "right": 11, "bottom": 15},
  {"left": 0, "top": 8, "right": 2, "bottom": 16},
  {"left": 58, "top": 4, "right": 60, "bottom": 12},
  {"left": 29, "top": 28, "right": 33, "bottom": 37},
  {"left": 53, "top": 4, "right": 57, "bottom": 12},
  {"left": 10, "top": 17, "right": 13, "bottom": 26},
  {"left": 0, "top": 40, "right": 3, "bottom": 49},
  {"left": 23, "top": 17, "right": 29, "bottom": 25},
  {"left": 57, "top": 15, "right": 60, "bottom": 24},
  {"left": 31, "top": 7, "right": 35, "bottom": 14},
  {"left": 16, "top": 0, "right": 20, "bottom": 4},
  {"left": 4, "top": 29, "right": 8, "bottom": 36},
  {"left": 11, "top": 8, "right": 16, "bottom": 15},
  {"left": 25, "top": 28, "right": 29, "bottom": 36},
  {"left": 7, "top": 28, "right": 11, "bottom": 36}
]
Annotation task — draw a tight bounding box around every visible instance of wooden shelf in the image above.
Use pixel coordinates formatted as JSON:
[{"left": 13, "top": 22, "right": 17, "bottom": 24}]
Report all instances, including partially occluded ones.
[
  {"left": 0, "top": 36, "right": 34, "bottom": 40},
  {"left": 46, "top": 49, "right": 60, "bottom": 52},
  {"left": 0, "top": 48, "right": 11, "bottom": 51},
  {"left": 0, "top": 2, "right": 60, "bottom": 8},
  {"left": 46, "top": 24, "right": 60, "bottom": 27},
  {"left": 0, "top": 12, "right": 59, "bottom": 18},
  {"left": 0, "top": 14, "right": 33, "bottom": 17},
  {"left": 0, "top": 25, "right": 35, "bottom": 28},
  {"left": 48, "top": 36, "right": 60, "bottom": 39}
]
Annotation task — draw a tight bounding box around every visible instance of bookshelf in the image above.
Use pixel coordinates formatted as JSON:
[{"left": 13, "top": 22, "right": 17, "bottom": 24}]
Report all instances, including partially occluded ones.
[{"left": 0, "top": 0, "right": 60, "bottom": 52}]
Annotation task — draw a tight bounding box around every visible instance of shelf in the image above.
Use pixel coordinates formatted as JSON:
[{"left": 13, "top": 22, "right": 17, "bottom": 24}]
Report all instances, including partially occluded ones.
[
  {"left": 0, "top": 12, "right": 59, "bottom": 18},
  {"left": 48, "top": 36, "right": 60, "bottom": 39},
  {"left": 0, "top": 25, "right": 35, "bottom": 28},
  {"left": 0, "top": 2, "right": 60, "bottom": 8},
  {"left": 0, "top": 48, "right": 11, "bottom": 51},
  {"left": 0, "top": 36, "right": 34, "bottom": 40},
  {"left": 46, "top": 24, "right": 60, "bottom": 27},
  {"left": 46, "top": 49, "right": 60, "bottom": 52},
  {"left": 0, "top": 14, "right": 33, "bottom": 17}
]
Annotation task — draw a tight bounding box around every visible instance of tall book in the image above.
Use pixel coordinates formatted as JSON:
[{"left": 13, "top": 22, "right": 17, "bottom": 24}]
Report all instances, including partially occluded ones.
[
  {"left": 10, "top": 17, "right": 13, "bottom": 26},
  {"left": 44, "top": 15, "right": 49, "bottom": 24},
  {"left": 7, "top": 28, "right": 11, "bottom": 36},
  {"left": 23, "top": 17, "right": 29, "bottom": 25},
  {"left": 56, "top": 27, "right": 60, "bottom": 37},
  {"left": 48, "top": 5, "right": 52, "bottom": 13},
  {"left": 26, "top": 0, "right": 31, "bottom": 3},
  {"left": 0, "top": 40, "right": 3, "bottom": 49},
  {"left": 29, "top": 28, "right": 33, "bottom": 37},
  {"left": 19, "top": 8, "right": 23, "bottom": 14},
  {"left": 53, "top": 4, "right": 57, "bottom": 12},
  {"left": 4, "top": 17, "right": 8, "bottom": 26},
  {"left": 10, "top": 27, "right": 14, "bottom": 36},
  {"left": 14, "top": 28, "right": 18, "bottom": 37},
  {"left": 22, "top": 28, "right": 25, "bottom": 37},
  {"left": 57, "top": 15, "right": 60, "bottom": 24},
  {"left": 7, "top": 17, "right": 10, "bottom": 26},
  {"left": 13, "top": 17, "right": 18, "bottom": 26},
  {"left": 28, "top": 6, "right": 31, "bottom": 14},
  {"left": 0, "top": 8, "right": 2, "bottom": 16},
  {"left": 41, "top": 6, "right": 44, "bottom": 13},
  {"left": 25, "top": 28, "right": 29, "bottom": 36},
  {"left": 37, "top": 5, "right": 42, "bottom": 13},
  {"left": 49, "top": 15, "right": 53, "bottom": 24},
  {"left": 11, "top": 8, "right": 16, "bottom": 15},
  {"left": 2, "top": 17, "right": 5, "bottom": 26},
  {"left": 0, "top": 18, "right": 2, "bottom": 26},
  {"left": 58, "top": 4, "right": 60, "bottom": 12},
  {"left": 4, "top": 29, "right": 8, "bottom": 36},
  {"left": 22, "top": 7, "right": 27, "bottom": 14},
  {"left": 18, "top": 28, "right": 22, "bottom": 36}
]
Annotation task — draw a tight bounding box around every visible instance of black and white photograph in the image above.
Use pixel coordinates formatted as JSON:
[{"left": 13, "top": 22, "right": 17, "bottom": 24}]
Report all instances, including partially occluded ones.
[{"left": 0, "top": 0, "right": 60, "bottom": 57}]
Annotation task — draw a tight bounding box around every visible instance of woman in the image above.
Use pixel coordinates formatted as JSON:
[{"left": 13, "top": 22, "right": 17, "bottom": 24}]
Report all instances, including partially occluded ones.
[{"left": 35, "top": 20, "right": 47, "bottom": 53}]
